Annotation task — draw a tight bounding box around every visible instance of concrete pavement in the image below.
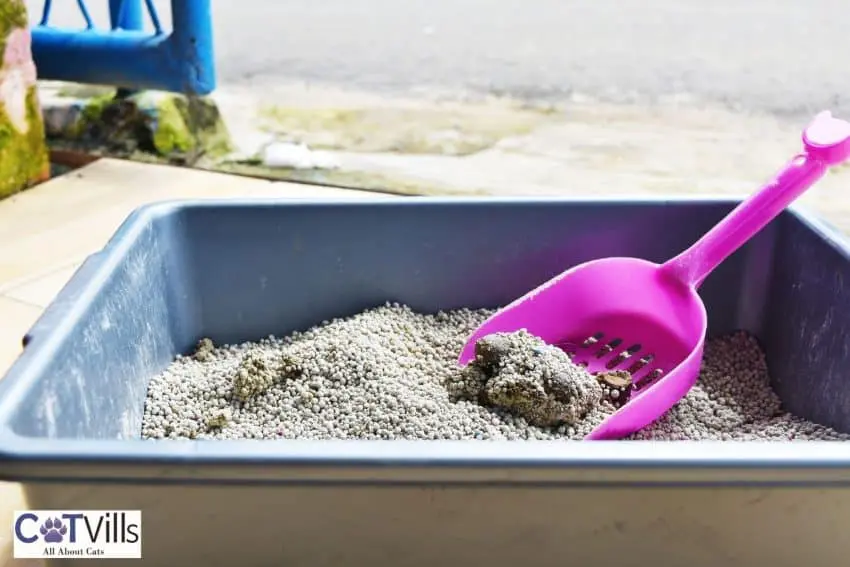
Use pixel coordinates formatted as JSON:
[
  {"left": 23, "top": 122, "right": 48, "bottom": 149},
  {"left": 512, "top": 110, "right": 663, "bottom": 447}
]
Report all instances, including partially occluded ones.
[{"left": 24, "top": 0, "right": 850, "bottom": 118}]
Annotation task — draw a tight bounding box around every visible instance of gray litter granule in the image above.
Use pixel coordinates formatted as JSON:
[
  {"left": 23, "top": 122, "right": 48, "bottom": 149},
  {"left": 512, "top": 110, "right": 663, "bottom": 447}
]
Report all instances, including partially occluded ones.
[{"left": 141, "top": 303, "right": 850, "bottom": 441}]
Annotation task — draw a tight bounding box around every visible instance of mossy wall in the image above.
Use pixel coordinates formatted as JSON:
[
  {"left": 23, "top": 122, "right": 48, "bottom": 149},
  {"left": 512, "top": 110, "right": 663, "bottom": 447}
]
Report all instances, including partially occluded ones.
[
  {"left": 52, "top": 90, "right": 232, "bottom": 166},
  {"left": 0, "top": 0, "right": 49, "bottom": 199}
]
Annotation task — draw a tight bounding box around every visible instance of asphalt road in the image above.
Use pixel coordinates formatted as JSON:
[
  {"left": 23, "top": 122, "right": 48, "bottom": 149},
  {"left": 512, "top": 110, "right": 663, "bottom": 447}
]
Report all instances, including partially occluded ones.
[{"left": 25, "top": 0, "right": 850, "bottom": 117}]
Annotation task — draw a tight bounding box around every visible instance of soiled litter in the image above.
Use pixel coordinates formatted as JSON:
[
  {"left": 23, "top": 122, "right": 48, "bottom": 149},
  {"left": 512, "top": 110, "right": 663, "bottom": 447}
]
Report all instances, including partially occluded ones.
[
  {"left": 141, "top": 303, "right": 850, "bottom": 441},
  {"left": 447, "top": 330, "right": 609, "bottom": 427}
]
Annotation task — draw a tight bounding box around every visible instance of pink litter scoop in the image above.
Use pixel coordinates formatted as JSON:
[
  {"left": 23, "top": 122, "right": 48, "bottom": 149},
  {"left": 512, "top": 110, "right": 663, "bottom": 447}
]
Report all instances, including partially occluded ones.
[{"left": 458, "top": 111, "right": 850, "bottom": 440}]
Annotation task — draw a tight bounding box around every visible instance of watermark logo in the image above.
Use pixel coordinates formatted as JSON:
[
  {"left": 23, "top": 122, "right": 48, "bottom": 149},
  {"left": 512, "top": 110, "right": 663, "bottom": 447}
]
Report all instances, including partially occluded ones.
[
  {"left": 13, "top": 510, "right": 141, "bottom": 559},
  {"left": 39, "top": 517, "right": 68, "bottom": 543}
]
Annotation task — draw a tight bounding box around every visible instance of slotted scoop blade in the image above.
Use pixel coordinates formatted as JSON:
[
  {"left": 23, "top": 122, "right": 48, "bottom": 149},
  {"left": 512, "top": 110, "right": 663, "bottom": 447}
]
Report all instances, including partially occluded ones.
[{"left": 458, "top": 111, "right": 850, "bottom": 440}]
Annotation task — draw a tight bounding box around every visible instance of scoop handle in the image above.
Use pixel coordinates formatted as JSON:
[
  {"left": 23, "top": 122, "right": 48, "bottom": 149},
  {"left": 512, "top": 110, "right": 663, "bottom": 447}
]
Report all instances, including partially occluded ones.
[{"left": 662, "top": 111, "right": 850, "bottom": 288}]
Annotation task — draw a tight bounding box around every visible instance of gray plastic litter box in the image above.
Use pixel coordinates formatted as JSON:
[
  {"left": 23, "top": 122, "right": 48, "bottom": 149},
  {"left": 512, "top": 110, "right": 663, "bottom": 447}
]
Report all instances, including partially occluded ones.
[{"left": 3, "top": 197, "right": 850, "bottom": 567}]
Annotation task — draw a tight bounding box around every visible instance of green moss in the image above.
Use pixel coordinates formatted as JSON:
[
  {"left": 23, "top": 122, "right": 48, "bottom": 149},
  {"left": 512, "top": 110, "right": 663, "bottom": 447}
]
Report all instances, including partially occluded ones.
[
  {"left": 165, "top": 95, "right": 233, "bottom": 159},
  {"left": 0, "top": 0, "right": 29, "bottom": 62},
  {"left": 69, "top": 94, "right": 150, "bottom": 155},
  {"left": 150, "top": 95, "right": 233, "bottom": 159},
  {"left": 0, "top": 87, "right": 49, "bottom": 199},
  {"left": 181, "top": 96, "right": 234, "bottom": 158},
  {"left": 60, "top": 92, "right": 123, "bottom": 142},
  {"left": 74, "top": 92, "right": 117, "bottom": 134},
  {"left": 152, "top": 96, "right": 194, "bottom": 155},
  {"left": 56, "top": 83, "right": 116, "bottom": 99},
  {"left": 258, "top": 105, "right": 549, "bottom": 156},
  {"left": 58, "top": 92, "right": 232, "bottom": 165},
  {"left": 258, "top": 107, "right": 361, "bottom": 133}
]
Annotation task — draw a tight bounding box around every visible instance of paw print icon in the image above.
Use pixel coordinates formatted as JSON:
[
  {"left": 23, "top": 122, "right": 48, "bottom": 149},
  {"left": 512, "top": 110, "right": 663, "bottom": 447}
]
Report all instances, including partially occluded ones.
[{"left": 39, "top": 518, "right": 68, "bottom": 543}]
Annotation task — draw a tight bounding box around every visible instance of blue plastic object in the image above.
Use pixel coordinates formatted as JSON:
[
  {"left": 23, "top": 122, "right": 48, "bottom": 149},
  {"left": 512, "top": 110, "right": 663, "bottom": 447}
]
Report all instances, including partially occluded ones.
[
  {"left": 108, "top": 0, "right": 144, "bottom": 31},
  {"left": 2, "top": 198, "right": 850, "bottom": 566},
  {"left": 32, "top": 0, "right": 215, "bottom": 95}
]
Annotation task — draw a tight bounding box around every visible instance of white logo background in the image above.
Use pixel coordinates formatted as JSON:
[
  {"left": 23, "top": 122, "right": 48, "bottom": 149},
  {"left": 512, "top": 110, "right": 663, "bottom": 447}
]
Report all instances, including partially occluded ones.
[{"left": 12, "top": 510, "right": 142, "bottom": 559}]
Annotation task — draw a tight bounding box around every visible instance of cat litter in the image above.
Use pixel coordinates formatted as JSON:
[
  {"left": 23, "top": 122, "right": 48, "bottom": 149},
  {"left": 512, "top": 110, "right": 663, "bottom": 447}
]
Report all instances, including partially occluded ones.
[{"left": 141, "top": 303, "right": 850, "bottom": 441}]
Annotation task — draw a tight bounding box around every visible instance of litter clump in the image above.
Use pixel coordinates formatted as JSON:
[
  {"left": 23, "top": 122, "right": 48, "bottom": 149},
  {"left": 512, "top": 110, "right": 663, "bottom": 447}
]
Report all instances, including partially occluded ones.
[
  {"left": 447, "top": 330, "right": 608, "bottom": 427},
  {"left": 191, "top": 337, "right": 216, "bottom": 362},
  {"left": 141, "top": 303, "right": 850, "bottom": 441},
  {"left": 231, "top": 349, "right": 302, "bottom": 402},
  {"left": 205, "top": 408, "right": 232, "bottom": 429}
]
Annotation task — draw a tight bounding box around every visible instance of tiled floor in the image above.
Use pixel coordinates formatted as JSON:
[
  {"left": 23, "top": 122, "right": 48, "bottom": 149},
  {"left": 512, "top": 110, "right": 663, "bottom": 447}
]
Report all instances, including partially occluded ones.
[{"left": 0, "top": 158, "right": 389, "bottom": 566}]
